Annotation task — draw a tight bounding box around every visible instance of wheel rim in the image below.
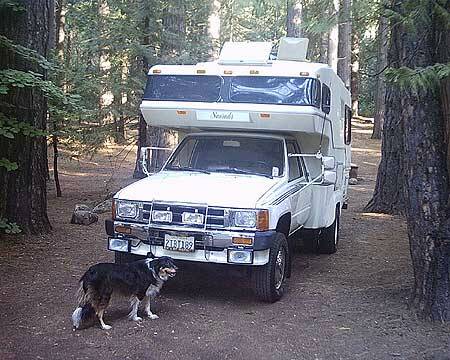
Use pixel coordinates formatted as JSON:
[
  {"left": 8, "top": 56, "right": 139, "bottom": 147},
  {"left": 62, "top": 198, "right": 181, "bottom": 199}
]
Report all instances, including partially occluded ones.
[{"left": 274, "top": 246, "right": 286, "bottom": 290}]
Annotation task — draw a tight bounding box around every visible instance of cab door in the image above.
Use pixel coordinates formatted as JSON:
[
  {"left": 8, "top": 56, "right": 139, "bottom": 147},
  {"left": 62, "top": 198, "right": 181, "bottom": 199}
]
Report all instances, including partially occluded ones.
[{"left": 286, "top": 140, "right": 312, "bottom": 232}]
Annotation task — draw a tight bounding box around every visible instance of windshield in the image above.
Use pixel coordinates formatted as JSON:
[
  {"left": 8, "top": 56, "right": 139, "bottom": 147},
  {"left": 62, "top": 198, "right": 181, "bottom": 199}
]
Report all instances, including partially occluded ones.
[
  {"left": 165, "top": 136, "right": 285, "bottom": 178},
  {"left": 143, "top": 75, "right": 320, "bottom": 107}
]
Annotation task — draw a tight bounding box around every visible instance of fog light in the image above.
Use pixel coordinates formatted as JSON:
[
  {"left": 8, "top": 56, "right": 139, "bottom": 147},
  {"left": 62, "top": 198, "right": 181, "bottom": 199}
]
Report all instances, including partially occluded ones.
[
  {"left": 228, "top": 249, "right": 253, "bottom": 264},
  {"left": 109, "top": 238, "right": 128, "bottom": 252}
]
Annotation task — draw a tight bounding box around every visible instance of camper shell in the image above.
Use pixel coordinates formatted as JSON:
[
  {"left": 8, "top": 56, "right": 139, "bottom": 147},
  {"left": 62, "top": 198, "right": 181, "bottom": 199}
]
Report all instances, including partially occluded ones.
[{"left": 106, "top": 38, "right": 352, "bottom": 303}]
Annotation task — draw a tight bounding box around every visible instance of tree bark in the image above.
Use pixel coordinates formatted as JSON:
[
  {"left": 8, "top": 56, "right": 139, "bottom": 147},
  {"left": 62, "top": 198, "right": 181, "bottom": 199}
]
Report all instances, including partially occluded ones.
[
  {"left": 372, "top": 15, "right": 388, "bottom": 139},
  {"left": 395, "top": 0, "right": 450, "bottom": 321},
  {"left": 0, "top": 0, "right": 54, "bottom": 233},
  {"left": 337, "top": 0, "right": 351, "bottom": 88},
  {"left": 327, "top": 0, "right": 339, "bottom": 72},
  {"left": 286, "top": 0, "right": 302, "bottom": 38},
  {"left": 351, "top": 30, "right": 360, "bottom": 116}
]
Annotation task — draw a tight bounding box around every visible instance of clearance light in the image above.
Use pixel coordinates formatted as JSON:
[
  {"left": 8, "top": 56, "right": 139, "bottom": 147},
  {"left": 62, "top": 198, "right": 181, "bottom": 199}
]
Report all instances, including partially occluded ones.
[
  {"left": 257, "top": 210, "right": 269, "bottom": 231},
  {"left": 152, "top": 69, "right": 161, "bottom": 74},
  {"left": 197, "top": 69, "right": 206, "bottom": 74},
  {"left": 224, "top": 70, "right": 233, "bottom": 75},
  {"left": 260, "top": 113, "right": 270, "bottom": 119},
  {"left": 232, "top": 237, "right": 253, "bottom": 246},
  {"left": 250, "top": 70, "right": 259, "bottom": 75},
  {"left": 176, "top": 110, "right": 187, "bottom": 115},
  {"left": 115, "top": 225, "right": 131, "bottom": 235},
  {"left": 111, "top": 199, "right": 116, "bottom": 219},
  {"left": 299, "top": 71, "right": 310, "bottom": 76}
]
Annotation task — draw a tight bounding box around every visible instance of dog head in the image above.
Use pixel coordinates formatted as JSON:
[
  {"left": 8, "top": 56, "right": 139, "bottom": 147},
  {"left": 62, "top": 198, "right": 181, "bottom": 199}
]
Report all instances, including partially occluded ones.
[{"left": 151, "top": 256, "right": 177, "bottom": 281}]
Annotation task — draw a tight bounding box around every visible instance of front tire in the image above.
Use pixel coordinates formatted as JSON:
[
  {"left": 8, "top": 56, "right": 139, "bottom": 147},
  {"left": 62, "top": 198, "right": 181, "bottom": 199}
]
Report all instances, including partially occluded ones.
[
  {"left": 318, "top": 205, "right": 340, "bottom": 254},
  {"left": 252, "top": 232, "right": 289, "bottom": 303}
]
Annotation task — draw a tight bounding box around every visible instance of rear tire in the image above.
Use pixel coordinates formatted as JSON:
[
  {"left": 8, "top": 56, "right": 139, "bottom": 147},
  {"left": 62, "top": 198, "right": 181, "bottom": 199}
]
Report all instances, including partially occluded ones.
[
  {"left": 318, "top": 205, "right": 340, "bottom": 254},
  {"left": 252, "top": 232, "right": 289, "bottom": 303},
  {"left": 114, "top": 251, "right": 143, "bottom": 264}
]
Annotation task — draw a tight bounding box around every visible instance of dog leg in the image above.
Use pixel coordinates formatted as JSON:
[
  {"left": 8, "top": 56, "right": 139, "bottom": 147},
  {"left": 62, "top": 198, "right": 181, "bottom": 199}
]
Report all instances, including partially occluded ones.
[
  {"left": 97, "top": 309, "right": 112, "bottom": 330},
  {"left": 143, "top": 296, "right": 159, "bottom": 320},
  {"left": 128, "top": 296, "right": 142, "bottom": 322}
]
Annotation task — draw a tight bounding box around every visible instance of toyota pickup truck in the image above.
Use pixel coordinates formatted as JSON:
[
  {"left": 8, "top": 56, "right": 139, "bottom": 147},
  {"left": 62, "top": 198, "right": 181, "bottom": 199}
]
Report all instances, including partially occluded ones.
[{"left": 105, "top": 37, "right": 352, "bottom": 302}]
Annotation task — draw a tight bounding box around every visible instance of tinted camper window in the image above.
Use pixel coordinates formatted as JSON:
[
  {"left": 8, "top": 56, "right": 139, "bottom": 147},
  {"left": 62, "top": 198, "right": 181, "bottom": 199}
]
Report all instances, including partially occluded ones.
[
  {"left": 143, "top": 75, "right": 222, "bottom": 102},
  {"left": 322, "top": 84, "right": 331, "bottom": 114},
  {"left": 229, "top": 77, "right": 320, "bottom": 107}
]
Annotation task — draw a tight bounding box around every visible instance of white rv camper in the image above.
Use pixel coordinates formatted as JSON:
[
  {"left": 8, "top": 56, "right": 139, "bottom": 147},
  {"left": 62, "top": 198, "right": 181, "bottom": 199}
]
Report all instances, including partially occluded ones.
[{"left": 106, "top": 38, "right": 352, "bottom": 302}]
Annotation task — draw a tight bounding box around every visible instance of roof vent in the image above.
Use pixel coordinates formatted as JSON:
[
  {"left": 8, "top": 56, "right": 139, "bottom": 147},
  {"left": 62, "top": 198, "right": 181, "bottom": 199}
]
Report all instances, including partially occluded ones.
[
  {"left": 277, "top": 37, "right": 309, "bottom": 61},
  {"left": 218, "top": 41, "right": 272, "bottom": 65}
]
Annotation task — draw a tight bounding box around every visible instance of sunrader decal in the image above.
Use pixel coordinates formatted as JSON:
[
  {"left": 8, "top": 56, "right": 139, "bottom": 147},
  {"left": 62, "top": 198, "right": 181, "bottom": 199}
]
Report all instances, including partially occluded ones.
[{"left": 197, "top": 110, "right": 250, "bottom": 122}]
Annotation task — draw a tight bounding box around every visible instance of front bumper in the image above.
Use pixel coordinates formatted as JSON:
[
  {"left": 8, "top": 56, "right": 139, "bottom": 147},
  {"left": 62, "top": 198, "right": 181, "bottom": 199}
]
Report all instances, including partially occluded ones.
[{"left": 105, "top": 219, "right": 274, "bottom": 265}]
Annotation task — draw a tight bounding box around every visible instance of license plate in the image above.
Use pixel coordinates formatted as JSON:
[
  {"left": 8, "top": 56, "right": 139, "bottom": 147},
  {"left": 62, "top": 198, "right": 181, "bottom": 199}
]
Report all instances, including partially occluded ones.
[{"left": 164, "top": 234, "right": 195, "bottom": 252}]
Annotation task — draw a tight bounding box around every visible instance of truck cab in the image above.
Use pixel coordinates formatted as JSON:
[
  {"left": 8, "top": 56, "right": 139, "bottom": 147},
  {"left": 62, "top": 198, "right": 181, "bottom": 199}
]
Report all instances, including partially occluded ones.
[{"left": 105, "top": 38, "right": 352, "bottom": 302}]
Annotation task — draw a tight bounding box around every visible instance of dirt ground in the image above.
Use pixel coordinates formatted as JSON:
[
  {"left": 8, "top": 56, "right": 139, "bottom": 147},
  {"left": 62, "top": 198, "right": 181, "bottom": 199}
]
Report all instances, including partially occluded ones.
[{"left": 1, "top": 121, "right": 449, "bottom": 360}]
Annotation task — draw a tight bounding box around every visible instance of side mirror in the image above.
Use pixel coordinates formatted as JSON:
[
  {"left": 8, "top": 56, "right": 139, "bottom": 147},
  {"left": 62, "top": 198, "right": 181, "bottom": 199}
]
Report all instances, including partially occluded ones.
[
  {"left": 322, "top": 156, "right": 335, "bottom": 170},
  {"left": 322, "top": 170, "right": 337, "bottom": 185}
]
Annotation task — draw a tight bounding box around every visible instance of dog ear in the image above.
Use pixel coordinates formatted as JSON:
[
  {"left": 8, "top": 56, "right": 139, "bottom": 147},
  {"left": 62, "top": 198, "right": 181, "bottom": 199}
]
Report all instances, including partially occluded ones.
[{"left": 146, "top": 252, "right": 155, "bottom": 259}]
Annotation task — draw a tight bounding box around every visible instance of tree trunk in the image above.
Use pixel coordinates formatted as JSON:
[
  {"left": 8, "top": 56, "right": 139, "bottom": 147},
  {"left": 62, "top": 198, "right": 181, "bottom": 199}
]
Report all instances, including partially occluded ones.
[
  {"left": 337, "top": 0, "right": 351, "bottom": 88},
  {"left": 0, "top": 0, "right": 54, "bottom": 233},
  {"left": 208, "top": 0, "right": 221, "bottom": 59},
  {"left": 364, "top": 84, "right": 405, "bottom": 214},
  {"left": 351, "top": 30, "right": 360, "bottom": 116},
  {"left": 327, "top": 0, "right": 339, "bottom": 72},
  {"left": 395, "top": 0, "right": 450, "bottom": 321},
  {"left": 286, "top": 0, "right": 302, "bottom": 38},
  {"left": 372, "top": 15, "right": 388, "bottom": 140}
]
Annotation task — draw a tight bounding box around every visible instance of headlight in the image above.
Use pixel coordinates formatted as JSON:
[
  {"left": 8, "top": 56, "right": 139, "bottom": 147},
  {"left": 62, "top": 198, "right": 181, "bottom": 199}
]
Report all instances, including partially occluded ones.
[
  {"left": 232, "top": 210, "right": 257, "bottom": 228},
  {"left": 152, "top": 210, "right": 172, "bottom": 222},
  {"left": 182, "top": 212, "right": 204, "bottom": 225},
  {"left": 117, "top": 201, "right": 138, "bottom": 219},
  {"left": 229, "top": 209, "right": 269, "bottom": 230}
]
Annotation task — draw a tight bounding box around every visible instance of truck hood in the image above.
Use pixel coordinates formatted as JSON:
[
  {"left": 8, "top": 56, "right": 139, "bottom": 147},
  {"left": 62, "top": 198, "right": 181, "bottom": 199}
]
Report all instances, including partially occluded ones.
[{"left": 116, "top": 170, "right": 280, "bottom": 208}]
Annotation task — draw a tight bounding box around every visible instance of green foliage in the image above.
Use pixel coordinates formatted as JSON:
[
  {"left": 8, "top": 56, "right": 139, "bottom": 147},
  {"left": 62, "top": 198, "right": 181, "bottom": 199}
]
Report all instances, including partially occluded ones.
[
  {"left": 0, "top": 217, "right": 21, "bottom": 234},
  {"left": 0, "top": 0, "right": 24, "bottom": 12},
  {"left": 385, "top": 63, "right": 450, "bottom": 92},
  {"left": 0, "top": 158, "right": 18, "bottom": 171}
]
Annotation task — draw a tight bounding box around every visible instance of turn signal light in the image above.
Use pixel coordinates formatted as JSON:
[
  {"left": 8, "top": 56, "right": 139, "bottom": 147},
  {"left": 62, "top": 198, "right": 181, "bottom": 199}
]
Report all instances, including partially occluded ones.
[
  {"left": 260, "top": 113, "right": 270, "bottom": 119},
  {"left": 115, "top": 225, "right": 131, "bottom": 235},
  {"left": 152, "top": 69, "right": 161, "bottom": 74},
  {"left": 257, "top": 210, "right": 269, "bottom": 231},
  {"left": 224, "top": 70, "right": 233, "bottom": 75},
  {"left": 176, "top": 110, "right": 187, "bottom": 115},
  {"left": 232, "top": 237, "right": 253, "bottom": 246},
  {"left": 197, "top": 69, "right": 206, "bottom": 74}
]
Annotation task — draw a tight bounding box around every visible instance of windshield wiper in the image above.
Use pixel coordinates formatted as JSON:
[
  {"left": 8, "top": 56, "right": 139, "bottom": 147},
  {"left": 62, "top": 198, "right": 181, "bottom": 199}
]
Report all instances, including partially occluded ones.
[
  {"left": 210, "top": 167, "right": 273, "bottom": 179},
  {"left": 165, "top": 166, "right": 210, "bottom": 174}
]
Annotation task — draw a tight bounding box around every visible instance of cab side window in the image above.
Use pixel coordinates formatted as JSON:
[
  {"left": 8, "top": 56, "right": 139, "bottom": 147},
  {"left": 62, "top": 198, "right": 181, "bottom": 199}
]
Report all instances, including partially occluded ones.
[{"left": 286, "top": 141, "right": 303, "bottom": 181}]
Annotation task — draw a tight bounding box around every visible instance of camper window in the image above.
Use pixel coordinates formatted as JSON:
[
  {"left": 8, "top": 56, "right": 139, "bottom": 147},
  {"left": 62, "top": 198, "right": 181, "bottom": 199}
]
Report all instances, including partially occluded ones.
[
  {"left": 143, "top": 75, "right": 222, "bottom": 102},
  {"left": 321, "top": 84, "right": 331, "bottom": 114},
  {"left": 229, "top": 77, "right": 320, "bottom": 107},
  {"left": 344, "top": 105, "right": 352, "bottom": 145}
]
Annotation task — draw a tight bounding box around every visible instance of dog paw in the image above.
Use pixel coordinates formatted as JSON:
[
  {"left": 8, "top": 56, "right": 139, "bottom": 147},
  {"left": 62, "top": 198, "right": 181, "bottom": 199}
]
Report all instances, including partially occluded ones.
[
  {"left": 101, "top": 324, "right": 112, "bottom": 330},
  {"left": 147, "top": 314, "right": 159, "bottom": 320},
  {"left": 131, "top": 316, "right": 143, "bottom": 322}
]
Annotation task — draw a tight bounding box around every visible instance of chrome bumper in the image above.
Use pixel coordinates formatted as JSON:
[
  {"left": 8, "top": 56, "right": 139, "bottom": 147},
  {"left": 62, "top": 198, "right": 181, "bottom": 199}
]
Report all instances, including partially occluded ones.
[{"left": 107, "top": 220, "right": 270, "bottom": 265}]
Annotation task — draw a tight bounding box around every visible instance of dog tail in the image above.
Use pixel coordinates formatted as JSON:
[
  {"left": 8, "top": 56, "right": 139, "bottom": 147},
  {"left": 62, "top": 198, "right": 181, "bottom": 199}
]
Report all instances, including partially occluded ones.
[
  {"left": 72, "top": 280, "right": 96, "bottom": 330},
  {"left": 72, "top": 303, "right": 96, "bottom": 331}
]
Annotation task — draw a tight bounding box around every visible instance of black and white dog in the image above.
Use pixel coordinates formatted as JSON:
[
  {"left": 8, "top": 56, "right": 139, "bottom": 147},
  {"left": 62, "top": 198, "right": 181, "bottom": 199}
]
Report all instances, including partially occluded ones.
[{"left": 72, "top": 256, "right": 177, "bottom": 330}]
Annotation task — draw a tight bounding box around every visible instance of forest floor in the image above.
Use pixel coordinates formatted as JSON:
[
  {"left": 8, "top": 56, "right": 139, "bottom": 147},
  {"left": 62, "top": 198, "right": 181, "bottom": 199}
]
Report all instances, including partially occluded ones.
[{"left": 1, "top": 120, "right": 450, "bottom": 360}]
